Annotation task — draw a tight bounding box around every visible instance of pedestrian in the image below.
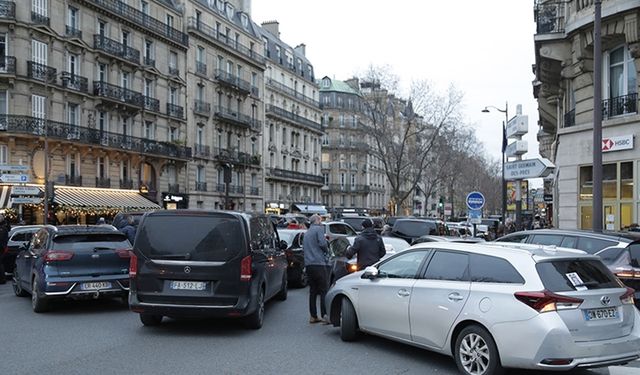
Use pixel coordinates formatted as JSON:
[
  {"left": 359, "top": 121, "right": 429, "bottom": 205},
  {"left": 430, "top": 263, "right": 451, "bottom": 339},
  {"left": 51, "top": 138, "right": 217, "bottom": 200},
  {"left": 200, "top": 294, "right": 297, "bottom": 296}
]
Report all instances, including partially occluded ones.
[
  {"left": 532, "top": 215, "right": 542, "bottom": 229},
  {"left": 380, "top": 224, "right": 392, "bottom": 236},
  {"left": 0, "top": 214, "right": 10, "bottom": 284},
  {"left": 97, "top": 217, "right": 106, "bottom": 225},
  {"left": 287, "top": 219, "right": 300, "bottom": 229},
  {"left": 302, "top": 214, "right": 331, "bottom": 324},
  {"left": 120, "top": 215, "right": 137, "bottom": 245},
  {"left": 346, "top": 218, "right": 386, "bottom": 271}
]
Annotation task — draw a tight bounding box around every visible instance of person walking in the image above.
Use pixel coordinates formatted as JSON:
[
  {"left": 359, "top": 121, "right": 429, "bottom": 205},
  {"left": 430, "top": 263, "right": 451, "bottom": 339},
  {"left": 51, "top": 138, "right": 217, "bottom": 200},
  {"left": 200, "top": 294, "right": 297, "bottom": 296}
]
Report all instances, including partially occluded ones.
[
  {"left": 120, "top": 215, "right": 137, "bottom": 245},
  {"left": 346, "top": 218, "right": 386, "bottom": 271},
  {"left": 0, "top": 214, "right": 10, "bottom": 284},
  {"left": 302, "top": 214, "right": 330, "bottom": 324}
]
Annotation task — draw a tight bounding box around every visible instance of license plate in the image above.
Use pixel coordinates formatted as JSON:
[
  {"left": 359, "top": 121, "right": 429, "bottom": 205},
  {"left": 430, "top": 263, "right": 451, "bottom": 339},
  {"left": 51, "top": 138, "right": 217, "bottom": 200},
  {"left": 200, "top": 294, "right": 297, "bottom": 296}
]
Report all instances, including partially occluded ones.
[
  {"left": 584, "top": 307, "right": 618, "bottom": 321},
  {"left": 169, "top": 281, "right": 207, "bottom": 291},
  {"left": 81, "top": 282, "right": 112, "bottom": 290}
]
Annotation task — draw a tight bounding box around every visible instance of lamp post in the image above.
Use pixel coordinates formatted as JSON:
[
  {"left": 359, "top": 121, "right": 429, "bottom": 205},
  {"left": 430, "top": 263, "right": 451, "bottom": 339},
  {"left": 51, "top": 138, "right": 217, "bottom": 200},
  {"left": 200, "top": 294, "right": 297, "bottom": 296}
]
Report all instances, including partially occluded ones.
[{"left": 482, "top": 102, "right": 508, "bottom": 229}]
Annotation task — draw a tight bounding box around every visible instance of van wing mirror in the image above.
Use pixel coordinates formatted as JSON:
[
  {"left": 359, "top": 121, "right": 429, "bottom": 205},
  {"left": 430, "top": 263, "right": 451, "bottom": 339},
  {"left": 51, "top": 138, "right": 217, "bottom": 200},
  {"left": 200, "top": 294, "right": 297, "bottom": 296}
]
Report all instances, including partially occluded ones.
[{"left": 361, "top": 266, "right": 379, "bottom": 279}]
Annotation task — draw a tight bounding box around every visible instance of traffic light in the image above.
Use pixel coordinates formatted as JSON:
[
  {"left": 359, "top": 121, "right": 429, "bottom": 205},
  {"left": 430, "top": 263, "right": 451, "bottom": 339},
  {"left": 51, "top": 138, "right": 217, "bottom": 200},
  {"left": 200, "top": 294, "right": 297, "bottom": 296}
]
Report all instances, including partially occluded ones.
[{"left": 438, "top": 196, "right": 444, "bottom": 208}]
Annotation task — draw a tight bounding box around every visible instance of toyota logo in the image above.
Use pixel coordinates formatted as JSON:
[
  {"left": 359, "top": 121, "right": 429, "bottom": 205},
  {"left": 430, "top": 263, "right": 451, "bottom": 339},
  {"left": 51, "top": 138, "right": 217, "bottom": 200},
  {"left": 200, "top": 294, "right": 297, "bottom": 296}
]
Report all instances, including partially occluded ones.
[
  {"left": 184, "top": 266, "right": 192, "bottom": 274},
  {"left": 601, "top": 296, "right": 611, "bottom": 306}
]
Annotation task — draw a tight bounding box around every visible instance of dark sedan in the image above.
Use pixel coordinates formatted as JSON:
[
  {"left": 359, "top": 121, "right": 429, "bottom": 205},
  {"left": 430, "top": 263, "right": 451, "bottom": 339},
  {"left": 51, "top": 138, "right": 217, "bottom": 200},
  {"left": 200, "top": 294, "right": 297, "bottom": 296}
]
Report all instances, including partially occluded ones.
[
  {"left": 277, "top": 228, "right": 307, "bottom": 287},
  {"left": 13, "top": 225, "right": 132, "bottom": 312},
  {"left": 1, "top": 225, "right": 43, "bottom": 283}
]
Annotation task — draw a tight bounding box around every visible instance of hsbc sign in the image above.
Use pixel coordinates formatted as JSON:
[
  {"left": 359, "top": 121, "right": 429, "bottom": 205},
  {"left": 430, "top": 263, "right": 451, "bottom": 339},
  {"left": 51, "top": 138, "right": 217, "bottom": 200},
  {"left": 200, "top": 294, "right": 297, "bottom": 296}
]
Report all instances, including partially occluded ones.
[{"left": 602, "top": 135, "right": 634, "bottom": 152}]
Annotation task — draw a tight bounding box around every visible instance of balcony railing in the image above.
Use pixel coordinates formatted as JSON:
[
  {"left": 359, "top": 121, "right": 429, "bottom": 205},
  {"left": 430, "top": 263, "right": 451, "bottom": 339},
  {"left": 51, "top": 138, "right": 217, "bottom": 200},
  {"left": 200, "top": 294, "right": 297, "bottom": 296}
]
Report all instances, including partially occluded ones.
[
  {"left": 563, "top": 108, "right": 575, "bottom": 128},
  {"left": 268, "top": 168, "right": 324, "bottom": 184},
  {"left": 213, "top": 147, "right": 261, "bottom": 166},
  {"left": 0, "top": 115, "right": 192, "bottom": 160},
  {"left": 603, "top": 93, "right": 638, "bottom": 119},
  {"left": 266, "top": 79, "right": 319, "bottom": 107},
  {"left": 168, "top": 66, "right": 179, "bottom": 76},
  {"left": 195, "top": 181, "right": 207, "bottom": 191},
  {"left": 27, "top": 61, "right": 56, "bottom": 83},
  {"left": 94, "top": 81, "right": 145, "bottom": 108},
  {"left": 31, "top": 11, "right": 49, "bottom": 26},
  {"left": 61, "top": 72, "right": 89, "bottom": 93},
  {"left": 214, "top": 69, "right": 251, "bottom": 93},
  {"left": 95, "top": 177, "right": 111, "bottom": 188},
  {"left": 249, "top": 187, "right": 259, "bottom": 195},
  {"left": 193, "top": 143, "right": 211, "bottom": 158},
  {"left": 535, "top": 1, "right": 565, "bottom": 34},
  {"left": 65, "top": 25, "right": 82, "bottom": 39},
  {"left": 195, "top": 61, "right": 207, "bottom": 76},
  {"left": 214, "top": 106, "right": 261, "bottom": 131},
  {"left": 65, "top": 174, "right": 82, "bottom": 186},
  {"left": 326, "top": 184, "right": 371, "bottom": 194},
  {"left": 166, "top": 103, "right": 184, "bottom": 119},
  {"left": 215, "top": 183, "right": 225, "bottom": 192},
  {"left": 187, "top": 17, "right": 265, "bottom": 65},
  {"left": 84, "top": 0, "right": 188, "bottom": 46},
  {"left": 143, "top": 57, "right": 155, "bottom": 67},
  {"left": 0, "top": 56, "right": 16, "bottom": 75},
  {"left": 0, "top": 1, "right": 15, "bottom": 20},
  {"left": 323, "top": 140, "right": 369, "bottom": 151},
  {"left": 120, "top": 179, "right": 134, "bottom": 189},
  {"left": 168, "top": 183, "right": 180, "bottom": 193},
  {"left": 229, "top": 185, "right": 244, "bottom": 194},
  {"left": 143, "top": 96, "right": 160, "bottom": 112},
  {"left": 265, "top": 105, "right": 322, "bottom": 132},
  {"left": 194, "top": 100, "right": 211, "bottom": 116},
  {"left": 94, "top": 34, "right": 140, "bottom": 65}
]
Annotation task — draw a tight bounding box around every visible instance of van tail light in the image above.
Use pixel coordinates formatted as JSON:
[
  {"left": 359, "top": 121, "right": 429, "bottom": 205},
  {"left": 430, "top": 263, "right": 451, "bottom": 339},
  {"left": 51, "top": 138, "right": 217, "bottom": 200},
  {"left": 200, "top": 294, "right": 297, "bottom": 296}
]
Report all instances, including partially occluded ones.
[
  {"left": 514, "top": 290, "right": 583, "bottom": 313},
  {"left": 346, "top": 263, "right": 358, "bottom": 273},
  {"left": 129, "top": 253, "right": 138, "bottom": 279},
  {"left": 621, "top": 287, "right": 635, "bottom": 305},
  {"left": 240, "top": 255, "right": 252, "bottom": 281},
  {"left": 43, "top": 251, "right": 74, "bottom": 262},
  {"left": 614, "top": 267, "right": 640, "bottom": 279},
  {"left": 116, "top": 249, "right": 132, "bottom": 258}
]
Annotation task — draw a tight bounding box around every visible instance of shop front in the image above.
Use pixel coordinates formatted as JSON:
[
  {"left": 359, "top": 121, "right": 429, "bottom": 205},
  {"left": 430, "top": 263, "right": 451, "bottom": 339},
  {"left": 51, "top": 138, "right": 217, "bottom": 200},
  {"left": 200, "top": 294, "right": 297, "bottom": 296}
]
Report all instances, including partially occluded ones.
[{"left": 162, "top": 192, "right": 189, "bottom": 209}]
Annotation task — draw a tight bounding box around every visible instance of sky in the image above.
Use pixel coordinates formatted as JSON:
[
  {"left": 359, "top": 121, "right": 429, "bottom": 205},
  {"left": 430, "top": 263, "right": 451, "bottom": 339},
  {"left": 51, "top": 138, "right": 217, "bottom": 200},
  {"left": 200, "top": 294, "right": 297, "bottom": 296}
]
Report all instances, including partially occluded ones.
[{"left": 251, "top": 0, "right": 543, "bottom": 186}]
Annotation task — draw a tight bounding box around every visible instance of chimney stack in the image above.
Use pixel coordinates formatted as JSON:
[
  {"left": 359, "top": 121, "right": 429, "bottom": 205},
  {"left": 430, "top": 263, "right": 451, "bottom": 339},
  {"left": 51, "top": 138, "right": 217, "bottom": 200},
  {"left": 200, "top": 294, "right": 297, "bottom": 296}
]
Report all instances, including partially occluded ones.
[
  {"left": 261, "top": 20, "right": 280, "bottom": 38},
  {"left": 294, "top": 44, "right": 306, "bottom": 57},
  {"left": 240, "top": 0, "right": 252, "bottom": 16}
]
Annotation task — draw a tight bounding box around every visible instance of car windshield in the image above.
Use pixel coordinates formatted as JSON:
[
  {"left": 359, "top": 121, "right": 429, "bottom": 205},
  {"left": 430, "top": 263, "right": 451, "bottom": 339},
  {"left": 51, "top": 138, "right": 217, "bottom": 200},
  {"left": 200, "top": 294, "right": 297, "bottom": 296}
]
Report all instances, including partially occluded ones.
[
  {"left": 342, "top": 218, "right": 364, "bottom": 231},
  {"left": 394, "top": 221, "right": 435, "bottom": 237},
  {"left": 536, "top": 259, "right": 622, "bottom": 292}
]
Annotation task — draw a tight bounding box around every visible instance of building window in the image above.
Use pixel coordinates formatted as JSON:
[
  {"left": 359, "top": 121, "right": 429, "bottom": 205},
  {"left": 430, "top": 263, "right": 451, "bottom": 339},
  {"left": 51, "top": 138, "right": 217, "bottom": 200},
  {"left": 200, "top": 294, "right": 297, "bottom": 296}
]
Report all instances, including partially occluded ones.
[
  {"left": 97, "top": 156, "right": 107, "bottom": 178},
  {"left": 169, "top": 51, "right": 178, "bottom": 73},
  {"left": 0, "top": 144, "right": 6, "bottom": 164},
  {"left": 168, "top": 127, "right": 177, "bottom": 142},
  {"left": 67, "top": 6, "right": 78, "bottom": 30},
  {"left": 121, "top": 159, "right": 130, "bottom": 181},
  {"left": 140, "top": 0, "right": 149, "bottom": 14},
  {"left": 604, "top": 45, "right": 638, "bottom": 117},
  {"left": 196, "top": 165, "right": 205, "bottom": 183},
  {"left": 144, "top": 40, "right": 154, "bottom": 63},
  {"left": 166, "top": 14, "right": 173, "bottom": 28},
  {"left": 32, "top": 0, "right": 48, "bottom": 17},
  {"left": 143, "top": 121, "right": 154, "bottom": 139}
]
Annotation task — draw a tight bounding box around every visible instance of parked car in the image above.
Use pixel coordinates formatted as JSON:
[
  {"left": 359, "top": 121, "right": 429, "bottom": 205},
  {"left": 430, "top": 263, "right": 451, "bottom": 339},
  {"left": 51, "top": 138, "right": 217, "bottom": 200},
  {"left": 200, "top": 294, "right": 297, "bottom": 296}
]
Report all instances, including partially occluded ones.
[
  {"left": 277, "top": 228, "right": 307, "bottom": 288},
  {"left": 496, "top": 229, "right": 639, "bottom": 254},
  {"left": 322, "top": 221, "right": 357, "bottom": 242},
  {"left": 339, "top": 216, "right": 369, "bottom": 233},
  {"left": 12, "top": 225, "right": 132, "bottom": 312},
  {"left": 597, "top": 240, "right": 640, "bottom": 307},
  {"left": 129, "top": 210, "right": 288, "bottom": 329},
  {"left": 0, "top": 225, "right": 43, "bottom": 283},
  {"left": 326, "top": 242, "right": 640, "bottom": 374},
  {"left": 390, "top": 218, "right": 445, "bottom": 244},
  {"left": 411, "top": 235, "right": 485, "bottom": 245}
]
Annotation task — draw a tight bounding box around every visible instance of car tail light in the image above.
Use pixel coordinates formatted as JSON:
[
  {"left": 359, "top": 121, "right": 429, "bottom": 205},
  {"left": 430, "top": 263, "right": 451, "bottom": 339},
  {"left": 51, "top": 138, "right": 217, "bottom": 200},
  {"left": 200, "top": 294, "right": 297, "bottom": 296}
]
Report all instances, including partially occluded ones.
[
  {"left": 240, "top": 255, "right": 252, "bottom": 281},
  {"left": 129, "top": 253, "right": 138, "bottom": 279},
  {"left": 621, "top": 287, "right": 635, "bottom": 305},
  {"left": 514, "top": 290, "right": 583, "bottom": 313},
  {"left": 346, "top": 263, "right": 358, "bottom": 273},
  {"left": 43, "top": 251, "right": 74, "bottom": 262},
  {"left": 2, "top": 246, "right": 8, "bottom": 254},
  {"left": 614, "top": 268, "right": 640, "bottom": 279},
  {"left": 116, "top": 249, "right": 132, "bottom": 258}
]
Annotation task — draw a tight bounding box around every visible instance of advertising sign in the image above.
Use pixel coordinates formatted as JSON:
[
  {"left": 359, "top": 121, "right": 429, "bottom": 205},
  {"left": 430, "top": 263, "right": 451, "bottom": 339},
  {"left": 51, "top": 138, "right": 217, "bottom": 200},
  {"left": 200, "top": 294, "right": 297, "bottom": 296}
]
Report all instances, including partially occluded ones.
[
  {"left": 506, "top": 181, "right": 529, "bottom": 211},
  {"left": 602, "top": 135, "right": 633, "bottom": 152}
]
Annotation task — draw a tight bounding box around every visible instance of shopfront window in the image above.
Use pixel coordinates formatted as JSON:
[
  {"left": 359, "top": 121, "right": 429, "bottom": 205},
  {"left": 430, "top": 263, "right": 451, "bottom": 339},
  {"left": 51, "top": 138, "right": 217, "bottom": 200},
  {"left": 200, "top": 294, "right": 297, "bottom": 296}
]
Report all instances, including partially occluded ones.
[
  {"left": 621, "top": 161, "right": 633, "bottom": 199},
  {"left": 603, "top": 163, "right": 617, "bottom": 199},
  {"left": 579, "top": 166, "right": 592, "bottom": 200}
]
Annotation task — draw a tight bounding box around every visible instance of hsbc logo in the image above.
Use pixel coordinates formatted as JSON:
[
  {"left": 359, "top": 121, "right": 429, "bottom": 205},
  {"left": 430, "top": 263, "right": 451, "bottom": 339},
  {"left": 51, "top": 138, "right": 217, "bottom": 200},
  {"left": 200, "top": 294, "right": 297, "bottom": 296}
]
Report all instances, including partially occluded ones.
[{"left": 602, "top": 135, "right": 634, "bottom": 152}]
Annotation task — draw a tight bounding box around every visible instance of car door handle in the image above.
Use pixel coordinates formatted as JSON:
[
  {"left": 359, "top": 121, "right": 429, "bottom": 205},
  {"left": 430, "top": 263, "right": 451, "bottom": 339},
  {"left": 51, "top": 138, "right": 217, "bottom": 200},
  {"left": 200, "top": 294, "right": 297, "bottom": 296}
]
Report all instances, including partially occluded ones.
[
  {"left": 397, "top": 289, "right": 410, "bottom": 297},
  {"left": 448, "top": 293, "right": 465, "bottom": 302}
]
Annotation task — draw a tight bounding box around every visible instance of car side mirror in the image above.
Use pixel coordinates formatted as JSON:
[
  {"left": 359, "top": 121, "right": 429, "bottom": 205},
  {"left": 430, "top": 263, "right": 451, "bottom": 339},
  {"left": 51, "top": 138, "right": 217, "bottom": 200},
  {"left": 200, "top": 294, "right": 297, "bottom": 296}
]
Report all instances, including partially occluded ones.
[
  {"left": 361, "top": 266, "right": 379, "bottom": 280},
  {"left": 279, "top": 240, "right": 288, "bottom": 250}
]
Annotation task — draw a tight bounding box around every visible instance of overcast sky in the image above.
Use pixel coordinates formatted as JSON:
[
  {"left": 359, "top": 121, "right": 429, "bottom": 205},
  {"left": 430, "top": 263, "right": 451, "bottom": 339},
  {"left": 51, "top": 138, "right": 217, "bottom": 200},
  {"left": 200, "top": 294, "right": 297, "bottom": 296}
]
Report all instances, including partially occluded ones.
[{"left": 252, "top": 0, "right": 542, "bottom": 183}]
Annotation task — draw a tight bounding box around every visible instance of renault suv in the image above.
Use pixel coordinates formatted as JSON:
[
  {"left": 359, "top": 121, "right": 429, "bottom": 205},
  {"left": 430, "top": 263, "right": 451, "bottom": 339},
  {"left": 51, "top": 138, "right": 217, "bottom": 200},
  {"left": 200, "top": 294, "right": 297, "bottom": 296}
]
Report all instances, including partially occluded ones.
[{"left": 129, "top": 210, "right": 288, "bottom": 329}]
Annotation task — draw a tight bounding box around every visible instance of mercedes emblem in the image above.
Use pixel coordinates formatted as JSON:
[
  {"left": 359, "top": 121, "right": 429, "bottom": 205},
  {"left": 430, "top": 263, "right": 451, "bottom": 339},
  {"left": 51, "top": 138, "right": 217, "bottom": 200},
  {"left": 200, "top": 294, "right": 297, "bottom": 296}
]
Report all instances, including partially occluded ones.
[
  {"left": 184, "top": 266, "right": 192, "bottom": 274},
  {"left": 600, "top": 296, "right": 611, "bottom": 306}
]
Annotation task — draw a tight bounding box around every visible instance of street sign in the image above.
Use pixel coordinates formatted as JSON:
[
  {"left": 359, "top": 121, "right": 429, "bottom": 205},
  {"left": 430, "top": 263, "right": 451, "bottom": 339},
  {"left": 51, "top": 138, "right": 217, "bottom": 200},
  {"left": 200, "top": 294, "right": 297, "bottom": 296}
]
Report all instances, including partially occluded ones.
[
  {"left": 0, "top": 174, "right": 29, "bottom": 183},
  {"left": 11, "top": 186, "right": 41, "bottom": 196},
  {"left": 11, "top": 197, "right": 42, "bottom": 205},
  {"left": 466, "top": 191, "right": 485, "bottom": 210},
  {"left": 602, "top": 135, "right": 633, "bottom": 152},
  {"left": 468, "top": 208, "right": 482, "bottom": 224},
  {"left": 0, "top": 165, "right": 29, "bottom": 172},
  {"left": 543, "top": 194, "right": 553, "bottom": 202},
  {"left": 505, "top": 140, "right": 528, "bottom": 157},
  {"left": 506, "top": 115, "right": 528, "bottom": 139},
  {"left": 504, "top": 158, "right": 555, "bottom": 180}
]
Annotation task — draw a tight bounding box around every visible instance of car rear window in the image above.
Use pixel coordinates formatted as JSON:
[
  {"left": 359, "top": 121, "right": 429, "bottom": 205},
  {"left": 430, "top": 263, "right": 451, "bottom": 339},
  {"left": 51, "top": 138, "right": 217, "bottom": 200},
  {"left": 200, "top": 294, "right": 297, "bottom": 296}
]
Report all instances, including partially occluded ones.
[
  {"left": 342, "top": 218, "right": 364, "bottom": 231},
  {"left": 470, "top": 254, "right": 524, "bottom": 284},
  {"left": 536, "top": 259, "right": 622, "bottom": 292},
  {"left": 10, "top": 232, "right": 35, "bottom": 242},
  {"left": 394, "top": 221, "right": 436, "bottom": 237},
  {"left": 136, "top": 215, "right": 246, "bottom": 261},
  {"left": 576, "top": 237, "right": 617, "bottom": 254},
  {"left": 52, "top": 234, "right": 129, "bottom": 249}
]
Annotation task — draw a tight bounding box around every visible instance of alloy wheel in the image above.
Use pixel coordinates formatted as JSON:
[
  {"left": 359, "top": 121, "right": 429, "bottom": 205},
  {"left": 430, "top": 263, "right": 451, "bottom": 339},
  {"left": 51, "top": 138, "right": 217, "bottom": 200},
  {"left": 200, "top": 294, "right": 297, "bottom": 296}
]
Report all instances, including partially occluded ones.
[{"left": 459, "top": 333, "right": 490, "bottom": 375}]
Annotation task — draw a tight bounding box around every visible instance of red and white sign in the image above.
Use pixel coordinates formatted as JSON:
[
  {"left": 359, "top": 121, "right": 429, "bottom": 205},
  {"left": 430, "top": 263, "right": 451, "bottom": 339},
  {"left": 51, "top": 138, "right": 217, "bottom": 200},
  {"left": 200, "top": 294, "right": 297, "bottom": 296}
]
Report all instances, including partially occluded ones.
[{"left": 602, "top": 135, "right": 634, "bottom": 152}]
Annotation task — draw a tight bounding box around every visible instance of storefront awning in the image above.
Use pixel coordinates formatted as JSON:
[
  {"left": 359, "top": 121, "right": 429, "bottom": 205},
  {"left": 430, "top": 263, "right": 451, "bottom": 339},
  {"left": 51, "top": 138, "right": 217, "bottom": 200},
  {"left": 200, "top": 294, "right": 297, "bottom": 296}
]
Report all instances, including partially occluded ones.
[
  {"left": 54, "top": 186, "right": 161, "bottom": 210},
  {"left": 292, "top": 204, "right": 327, "bottom": 215}
]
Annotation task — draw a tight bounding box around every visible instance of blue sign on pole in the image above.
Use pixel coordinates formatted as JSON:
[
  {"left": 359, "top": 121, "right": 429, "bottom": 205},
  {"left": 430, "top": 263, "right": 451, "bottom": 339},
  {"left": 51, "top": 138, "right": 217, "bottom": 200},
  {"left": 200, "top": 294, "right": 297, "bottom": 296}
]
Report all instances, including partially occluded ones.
[
  {"left": 468, "top": 208, "right": 482, "bottom": 224},
  {"left": 466, "top": 191, "right": 485, "bottom": 210}
]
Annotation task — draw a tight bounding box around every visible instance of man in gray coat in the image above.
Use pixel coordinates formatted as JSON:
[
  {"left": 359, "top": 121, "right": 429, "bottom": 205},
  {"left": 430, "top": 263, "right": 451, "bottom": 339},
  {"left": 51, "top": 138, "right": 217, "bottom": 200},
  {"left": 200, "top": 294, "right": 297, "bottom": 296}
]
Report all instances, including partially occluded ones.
[{"left": 302, "top": 214, "right": 330, "bottom": 323}]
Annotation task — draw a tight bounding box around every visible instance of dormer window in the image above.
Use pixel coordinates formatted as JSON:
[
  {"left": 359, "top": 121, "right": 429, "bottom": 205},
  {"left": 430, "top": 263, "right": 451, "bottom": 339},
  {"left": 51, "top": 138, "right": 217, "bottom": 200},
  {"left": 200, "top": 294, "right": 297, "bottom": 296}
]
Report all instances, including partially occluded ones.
[
  {"left": 225, "top": 3, "right": 234, "bottom": 19},
  {"left": 322, "top": 77, "right": 331, "bottom": 88},
  {"left": 216, "top": 0, "right": 225, "bottom": 12},
  {"left": 241, "top": 13, "right": 249, "bottom": 29}
]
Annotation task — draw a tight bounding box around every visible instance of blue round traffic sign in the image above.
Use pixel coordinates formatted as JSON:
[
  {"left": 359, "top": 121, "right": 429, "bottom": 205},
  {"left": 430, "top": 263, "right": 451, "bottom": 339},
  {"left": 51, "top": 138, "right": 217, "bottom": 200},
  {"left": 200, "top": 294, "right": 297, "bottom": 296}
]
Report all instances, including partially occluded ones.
[{"left": 466, "top": 191, "right": 485, "bottom": 210}]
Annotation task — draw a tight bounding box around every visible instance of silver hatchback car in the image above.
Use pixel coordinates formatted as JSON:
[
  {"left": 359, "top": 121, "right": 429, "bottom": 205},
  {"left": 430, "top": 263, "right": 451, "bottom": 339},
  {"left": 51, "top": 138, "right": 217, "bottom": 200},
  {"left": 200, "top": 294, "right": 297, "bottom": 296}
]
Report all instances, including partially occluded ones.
[{"left": 325, "top": 242, "right": 640, "bottom": 375}]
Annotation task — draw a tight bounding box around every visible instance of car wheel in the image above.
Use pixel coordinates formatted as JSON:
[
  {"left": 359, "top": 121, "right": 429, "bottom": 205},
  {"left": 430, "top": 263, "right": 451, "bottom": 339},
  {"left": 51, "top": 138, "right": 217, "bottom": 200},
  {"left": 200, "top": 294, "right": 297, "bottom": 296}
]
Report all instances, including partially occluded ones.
[
  {"left": 12, "top": 269, "right": 28, "bottom": 297},
  {"left": 454, "top": 325, "right": 504, "bottom": 375},
  {"left": 139, "top": 313, "right": 163, "bottom": 326},
  {"left": 340, "top": 298, "right": 359, "bottom": 342},
  {"left": 244, "top": 286, "right": 265, "bottom": 329},
  {"left": 31, "top": 275, "right": 50, "bottom": 313},
  {"left": 275, "top": 273, "right": 288, "bottom": 301}
]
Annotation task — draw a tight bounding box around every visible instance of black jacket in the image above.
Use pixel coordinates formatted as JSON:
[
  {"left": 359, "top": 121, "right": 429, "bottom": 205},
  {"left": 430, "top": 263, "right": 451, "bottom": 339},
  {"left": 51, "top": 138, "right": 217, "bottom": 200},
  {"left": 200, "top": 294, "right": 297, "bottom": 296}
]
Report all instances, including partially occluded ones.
[{"left": 346, "top": 227, "right": 386, "bottom": 270}]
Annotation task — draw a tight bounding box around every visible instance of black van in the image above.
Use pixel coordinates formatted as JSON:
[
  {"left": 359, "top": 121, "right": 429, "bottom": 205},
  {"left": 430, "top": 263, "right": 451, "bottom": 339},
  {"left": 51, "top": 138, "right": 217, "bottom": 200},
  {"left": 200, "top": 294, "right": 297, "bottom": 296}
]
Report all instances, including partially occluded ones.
[{"left": 129, "top": 210, "right": 288, "bottom": 329}]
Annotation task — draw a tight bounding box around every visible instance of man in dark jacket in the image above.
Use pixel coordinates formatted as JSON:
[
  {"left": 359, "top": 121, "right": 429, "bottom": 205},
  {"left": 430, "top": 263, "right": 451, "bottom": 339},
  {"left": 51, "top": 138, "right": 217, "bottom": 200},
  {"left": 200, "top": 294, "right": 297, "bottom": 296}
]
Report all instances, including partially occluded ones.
[
  {"left": 346, "top": 218, "right": 386, "bottom": 270},
  {"left": 120, "top": 215, "right": 137, "bottom": 245}
]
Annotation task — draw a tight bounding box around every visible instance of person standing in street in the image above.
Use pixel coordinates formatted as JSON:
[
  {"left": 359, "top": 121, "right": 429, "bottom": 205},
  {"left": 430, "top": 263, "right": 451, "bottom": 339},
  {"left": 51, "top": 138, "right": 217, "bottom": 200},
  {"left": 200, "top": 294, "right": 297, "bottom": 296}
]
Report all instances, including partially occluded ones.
[
  {"left": 302, "top": 214, "right": 330, "bottom": 324},
  {"left": 120, "top": 215, "right": 137, "bottom": 245},
  {"left": 346, "top": 218, "right": 386, "bottom": 271},
  {"left": 0, "top": 214, "right": 10, "bottom": 284}
]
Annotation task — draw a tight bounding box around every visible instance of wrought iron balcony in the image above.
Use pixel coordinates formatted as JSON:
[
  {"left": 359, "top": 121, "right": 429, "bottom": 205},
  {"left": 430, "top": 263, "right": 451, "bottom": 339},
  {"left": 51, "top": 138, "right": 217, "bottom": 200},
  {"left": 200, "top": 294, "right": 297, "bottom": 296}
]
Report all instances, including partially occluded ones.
[
  {"left": 214, "top": 69, "right": 251, "bottom": 94},
  {"left": 267, "top": 168, "right": 324, "bottom": 184},
  {"left": 84, "top": 0, "right": 188, "bottom": 46},
  {"left": 61, "top": 72, "right": 89, "bottom": 93},
  {"left": 95, "top": 177, "right": 111, "bottom": 188},
  {"left": 166, "top": 103, "right": 184, "bottom": 119},
  {"left": 143, "top": 57, "right": 155, "bottom": 68},
  {"left": 66, "top": 25, "right": 82, "bottom": 39},
  {"left": 215, "top": 183, "right": 225, "bottom": 193},
  {"left": 186, "top": 17, "right": 265, "bottom": 65},
  {"left": 94, "top": 34, "right": 140, "bottom": 65},
  {"left": 213, "top": 148, "right": 261, "bottom": 166},
  {"left": 603, "top": 93, "right": 638, "bottom": 119},
  {"left": 194, "top": 100, "right": 211, "bottom": 116},
  {"left": 229, "top": 185, "right": 244, "bottom": 194},
  {"left": 120, "top": 179, "right": 134, "bottom": 189},
  {"left": 326, "top": 184, "right": 371, "bottom": 194},
  {"left": 249, "top": 187, "right": 260, "bottom": 196},
  {"left": 266, "top": 79, "right": 319, "bottom": 107},
  {"left": 27, "top": 61, "right": 56, "bottom": 83},
  {"left": 94, "top": 81, "right": 145, "bottom": 108},
  {"left": 535, "top": 1, "right": 565, "bottom": 35},
  {"left": 563, "top": 108, "right": 575, "bottom": 128},
  {"left": 0, "top": 115, "right": 192, "bottom": 160},
  {"left": 65, "top": 174, "right": 83, "bottom": 186},
  {"left": 31, "top": 11, "right": 49, "bottom": 26},
  {"left": 195, "top": 61, "right": 207, "bottom": 76},
  {"left": 323, "top": 140, "right": 369, "bottom": 151},
  {"left": 0, "top": 56, "right": 16, "bottom": 75},
  {"left": 143, "top": 96, "right": 160, "bottom": 112},
  {"left": 168, "top": 183, "right": 180, "bottom": 193},
  {"left": 168, "top": 66, "right": 179, "bottom": 76},
  {"left": 0, "top": 1, "right": 15, "bottom": 20},
  {"left": 193, "top": 143, "right": 211, "bottom": 158},
  {"left": 265, "top": 105, "right": 322, "bottom": 132},
  {"left": 195, "top": 181, "right": 207, "bottom": 191},
  {"left": 214, "top": 106, "right": 261, "bottom": 131}
]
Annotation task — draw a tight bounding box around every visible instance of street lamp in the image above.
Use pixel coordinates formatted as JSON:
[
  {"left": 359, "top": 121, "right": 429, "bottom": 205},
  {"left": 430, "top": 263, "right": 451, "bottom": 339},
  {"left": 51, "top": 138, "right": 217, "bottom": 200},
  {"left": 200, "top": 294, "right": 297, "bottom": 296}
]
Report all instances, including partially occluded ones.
[{"left": 482, "top": 102, "right": 508, "bottom": 229}]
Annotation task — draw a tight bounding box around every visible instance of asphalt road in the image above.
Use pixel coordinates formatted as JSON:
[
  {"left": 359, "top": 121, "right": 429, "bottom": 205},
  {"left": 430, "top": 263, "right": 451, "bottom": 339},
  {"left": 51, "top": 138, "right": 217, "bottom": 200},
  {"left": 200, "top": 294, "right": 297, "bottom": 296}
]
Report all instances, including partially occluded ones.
[{"left": 0, "top": 283, "right": 638, "bottom": 375}]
